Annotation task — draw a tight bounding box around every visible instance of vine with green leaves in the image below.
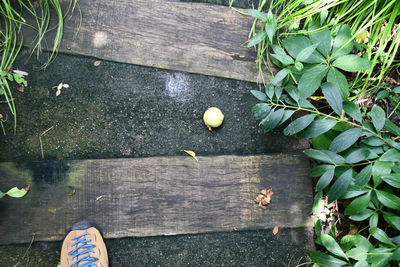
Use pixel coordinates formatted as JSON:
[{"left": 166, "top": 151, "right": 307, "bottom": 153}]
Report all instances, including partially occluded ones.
[{"left": 245, "top": 6, "right": 400, "bottom": 267}]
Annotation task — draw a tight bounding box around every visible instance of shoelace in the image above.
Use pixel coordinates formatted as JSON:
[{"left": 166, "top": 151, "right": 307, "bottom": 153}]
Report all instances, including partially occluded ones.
[{"left": 69, "top": 232, "right": 99, "bottom": 267}]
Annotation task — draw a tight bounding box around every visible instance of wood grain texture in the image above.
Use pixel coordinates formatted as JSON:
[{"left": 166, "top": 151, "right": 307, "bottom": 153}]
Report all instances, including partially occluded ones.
[
  {"left": 22, "top": 0, "right": 271, "bottom": 83},
  {"left": 0, "top": 154, "right": 312, "bottom": 245}
]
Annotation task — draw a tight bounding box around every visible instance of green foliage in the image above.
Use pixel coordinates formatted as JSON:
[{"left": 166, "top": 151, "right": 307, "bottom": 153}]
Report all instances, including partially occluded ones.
[
  {"left": 249, "top": 16, "right": 400, "bottom": 266},
  {"left": 0, "top": 0, "right": 79, "bottom": 131},
  {"left": 242, "top": 0, "right": 400, "bottom": 95}
]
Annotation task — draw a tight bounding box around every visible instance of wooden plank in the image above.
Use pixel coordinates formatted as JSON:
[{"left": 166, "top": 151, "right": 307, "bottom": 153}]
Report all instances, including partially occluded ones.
[
  {"left": 22, "top": 0, "right": 271, "bottom": 83},
  {"left": 0, "top": 154, "right": 312, "bottom": 245}
]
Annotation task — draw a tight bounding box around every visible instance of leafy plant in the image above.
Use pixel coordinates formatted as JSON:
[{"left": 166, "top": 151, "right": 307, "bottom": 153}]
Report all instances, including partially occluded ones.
[
  {"left": 250, "top": 18, "right": 400, "bottom": 266},
  {"left": 0, "top": 0, "right": 79, "bottom": 131},
  {"left": 242, "top": 0, "right": 400, "bottom": 96}
]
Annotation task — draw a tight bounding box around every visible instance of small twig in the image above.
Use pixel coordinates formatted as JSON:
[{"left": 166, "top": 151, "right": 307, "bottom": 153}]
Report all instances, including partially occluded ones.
[
  {"left": 0, "top": 98, "right": 15, "bottom": 103},
  {"left": 12, "top": 234, "right": 35, "bottom": 267},
  {"left": 39, "top": 126, "right": 54, "bottom": 159}
]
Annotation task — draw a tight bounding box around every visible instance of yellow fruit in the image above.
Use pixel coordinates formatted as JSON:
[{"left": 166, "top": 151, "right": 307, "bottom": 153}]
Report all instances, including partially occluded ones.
[{"left": 203, "top": 107, "right": 224, "bottom": 131}]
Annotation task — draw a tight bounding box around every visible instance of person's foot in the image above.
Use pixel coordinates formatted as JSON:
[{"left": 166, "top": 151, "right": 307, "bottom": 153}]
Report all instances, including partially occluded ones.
[{"left": 60, "top": 221, "right": 108, "bottom": 267}]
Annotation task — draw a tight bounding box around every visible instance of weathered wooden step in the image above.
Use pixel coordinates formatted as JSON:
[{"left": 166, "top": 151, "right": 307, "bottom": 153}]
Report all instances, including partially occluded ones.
[
  {"left": 0, "top": 154, "right": 312, "bottom": 245},
  {"left": 22, "top": 0, "right": 270, "bottom": 83}
]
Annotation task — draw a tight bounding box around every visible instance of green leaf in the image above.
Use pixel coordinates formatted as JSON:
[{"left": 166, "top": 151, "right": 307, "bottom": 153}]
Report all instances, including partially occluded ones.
[
  {"left": 380, "top": 148, "right": 400, "bottom": 162},
  {"left": 298, "top": 98, "right": 315, "bottom": 109},
  {"left": 343, "top": 101, "right": 362, "bottom": 122},
  {"left": 282, "top": 36, "right": 324, "bottom": 63},
  {"left": 328, "top": 169, "right": 353, "bottom": 203},
  {"left": 372, "top": 161, "right": 392, "bottom": 185},
  {"left": 271, "top": 44, "right": 286, "bottom": 56},
  {"left": 344, "top": 191, "right": 371, "bottom": 215},
  {"left": 296, "top": 43, "right": 319, "bottom": 62},
  {"left": 369, "top": 227, "right": 395, "bottom": 246},
  {"left": 330, "top": 128, "right": 362, "bottom": 152},
  {"left": 357, "top": 235, "right": 374, "bottom": 252},
  {"left": 384, "top": 119, "right": 400, "bottom": 136},
  {"left": 349, "top": 209, "right": 373, "bottom": 221},
  {"left": 284, "top": 86, "right": 299, "bottom": 102},
  {"left": 392, "top": 247, "right": 400, "bottom": 261},
  {"left": 321, "top": 234, "right": 348, "bottom": 260},
  {"left": 376, "top": 90, "right": 389, "bottom": 101},
  {"left": 332, "top": 55, "right": 371, "bottom": 72},
  {"left": 321, "top": 82, "right": 343, "bottom": 115},
  {"left": 0, "top": 190, "right": 5, "bottom": 199},
  {"left": 283, "top": 114, "right": 315, "bottom": 135},
  {"left": 304, "top": 149, "right": 345, "bottom": 164},
  {"left": 331, "top": 25, "right": 353, "bottom": 58},
  {"left": 354, "top": 165, "right": 372, "bottom": 187},
  {"left": 274, "top": 86, "right": 283, "bottom": 100},
  {"left": 298, "top": 64, "right": 329, "bottom": 97},
  {"left": 383, "top": 213, "right": 400, "bottom": 231},
  {"left": 309, "top": 29, "right": 332, "bottom": 58},
  {"left": 327, "top": 67, "right": 349, "bottom": 99},
  {"left": 375, "top": 189, "right": 400, "bottom": 210},
  {"left": 345, "top": 148, "right": 370, "bottom": 164},
  {"left": 264, "top": 84, "right": 275, "bottom": 99},
  {"left": 369, "top": 105, "right": 386, "bottom": 131},
  {"left": 244, "top": 9, "right": 268, "bottom": 21},
  {"left": 341, "top": 186, "right": 369, "bottom": 199},
  {"left": 5, "top": 187, "right": 28, "bottom": 198},
  {"left": 310, "top": 164, "right": 334, "bottom": 177},
  {"left": 260, "top": 109, "right": 285, "bottom": 131},
  {"left": 270, "top": 53, "right": 294, "bottom": 65},
  {"left": 362, "top": 136, "right": 384, "bottom": 146},
  {"left": 340, "top": 234, "right": 360, "bottom": 251},
  {"left": 251, "top": 90, "right": 267, "bottom": 101},
  {"left": 381, "top": 173, "right": 400, "bottom": 188},
  {"left": 312, "top": 191, "right": 325, "bottom": 215},
  {"left": 312, "top": 134, "right": 333, "bottom": 150},
  {"left": 347, "top": 247, "right": 368, "bottom": 261},
  {"left": 265, "top": 20, "right": 277, "bottom": 43},
  {"left": 367, "top": 247, "right": 393, "bottom": 266},
  {"left": 308, "top": 251, "right": 347, "bottom": 267},
  {"left": 277, "top": 110, "right": 295, "bottom": 126},
  {"left": 369, "top": 212, "right": 379, "bottom": 227},
  {"left": 316, "top": 166, "right": 335, "bottom": 192},
  {"left": 247, "top": 31, "right": 267, "bottom": 47},
  {"left": 252, "top": 103, "right": 271, "bottom": 120},
  {"left": 271, "top": 68, "right": 290, "bottom": 85},
  {"left": 297, "top": 119, "right": 337, "bottom": 138},
  {"left": 354, "top": 260, "right": 369, "bottom": 267}
]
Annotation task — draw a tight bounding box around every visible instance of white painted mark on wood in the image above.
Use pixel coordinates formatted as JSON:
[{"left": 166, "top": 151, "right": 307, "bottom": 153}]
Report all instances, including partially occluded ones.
[
  {"left": 92, "top": 32, "right": 109, "bottom": 48},
  {"left": 165, "top": 72, "right": 193, "bottom": 102}
]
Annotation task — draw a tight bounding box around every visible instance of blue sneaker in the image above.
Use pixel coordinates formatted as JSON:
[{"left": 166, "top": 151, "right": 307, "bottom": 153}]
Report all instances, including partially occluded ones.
[{"left": 61, "top": 221, "right": 108, "bottom": 267}]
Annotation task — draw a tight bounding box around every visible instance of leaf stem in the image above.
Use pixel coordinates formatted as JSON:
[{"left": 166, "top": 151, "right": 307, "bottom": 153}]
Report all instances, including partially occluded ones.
[{"left": 268, "top": 101, "right": 389, "bottom": 145}]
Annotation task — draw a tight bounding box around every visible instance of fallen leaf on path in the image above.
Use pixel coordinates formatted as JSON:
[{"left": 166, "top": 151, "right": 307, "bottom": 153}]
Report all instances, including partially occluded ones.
[
  {"left": 254, "top": 188, "right": 274, "bottom": 209},
  {"left": 5, "top": 187, "right": 29, "bottom": 198},
  {"left": 181, "top": 150, "right": 198, "bottom": 161},
  {"left": 273, "top": 225, "right": 279, "bottom": 235},
  {"left": 94, "top": 60, "right": 102, "bottom": 66},
  {"left": 56, "top": 89, "right": 61, "bottom": 96}
]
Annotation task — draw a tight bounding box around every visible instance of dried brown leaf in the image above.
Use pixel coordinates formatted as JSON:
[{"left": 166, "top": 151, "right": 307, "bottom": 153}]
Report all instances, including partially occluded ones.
[
  {"left": 272, "top": 225, "right": 279, "bottom": 235},
  {"left": 16, "top": 84, "right": 25, "bottom": 92}
]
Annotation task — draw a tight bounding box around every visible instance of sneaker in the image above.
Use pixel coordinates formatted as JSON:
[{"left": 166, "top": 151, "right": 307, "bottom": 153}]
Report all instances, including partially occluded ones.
[{"left": 61, "top": 221, "right": 109, "bottom": 267}]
